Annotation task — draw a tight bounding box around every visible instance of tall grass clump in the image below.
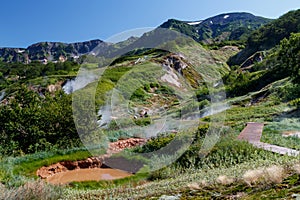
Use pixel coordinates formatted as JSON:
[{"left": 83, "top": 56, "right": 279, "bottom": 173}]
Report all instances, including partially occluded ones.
[
  {"left": 243, "top": 165, "right": 286, "bottom": 186},
  {"left": 0, "top": 180, "right": 63, "bottom": 200}
]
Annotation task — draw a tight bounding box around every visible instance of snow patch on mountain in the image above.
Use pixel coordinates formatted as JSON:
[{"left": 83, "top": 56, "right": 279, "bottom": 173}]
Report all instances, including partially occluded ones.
[{"left": 187, "top": 21, "right": 201, "bottom": 25}]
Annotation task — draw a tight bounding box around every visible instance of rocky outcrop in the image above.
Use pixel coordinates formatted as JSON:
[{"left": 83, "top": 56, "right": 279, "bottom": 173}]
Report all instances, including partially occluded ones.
[
  {"left": 107, "top": 138, "right": 147, "bottom": 155},
  {"left": 61, "top": 157, "right": 103, "bottom": 170},
  {"left": 240, "top": 51, "right": 265, "bottom": 69},
  {"left": 37, "top": 163, "right": 68, "bottom": 179},
  {"left": 161, "top": 53, "right": 202, "bottom": 88},
  {"left": 47, "top": 81, "right": 64, "bottom": 93},
  {"left": 37, "top": 157, "right": 103, "bottom": 179},
  {"left": 162, "top": 54, "right": 187, "bottom": 75}
]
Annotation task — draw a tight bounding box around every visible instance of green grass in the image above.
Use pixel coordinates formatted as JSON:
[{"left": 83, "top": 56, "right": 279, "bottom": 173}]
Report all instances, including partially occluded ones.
[
  {"left": 0, "top": 148, "right": 92, "bottom": 186},
  {"left": 148, "top": 132, "right": 279, "bottom": 180},
  {"left": 2, "top": 39, "right": 300, "bottom": 199},
  {"left": 179, "top": 173, "right": 300, "bottom": 200},
  {"left": 81, "top": 63, "right": 99, "bottom": 69},
  {"left": 1, "top": 94, "right": 295, "bottom": 199},
  {"left": 211, "top": 102, "right": 286, "bottom": 131},
  {"left": 62, "top": 156, "right": 299, "bottom": 199},
  {"left": 13, "top": 151, "right": 92, "bottom": 177},
  {"left": 261, "top": 117, "right": 300, "bottom": 150},
  {"left": 93, "top": 62, "right": 165, "bottom": 106}
]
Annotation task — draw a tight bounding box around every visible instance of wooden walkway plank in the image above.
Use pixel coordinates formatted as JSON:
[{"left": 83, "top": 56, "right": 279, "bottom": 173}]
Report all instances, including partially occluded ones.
[
  {"left": 237, "top": 122, "right": 264, "bottom": 142},
  {"left": 237, "top": 122, "right": 300, "bottom": 156},
  {"left": 252, "top": 142, "right": 300, "bottom": 156}
]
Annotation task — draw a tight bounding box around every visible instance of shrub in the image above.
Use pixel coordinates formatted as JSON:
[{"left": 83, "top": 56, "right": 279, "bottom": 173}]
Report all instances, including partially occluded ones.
[
  {"left": 195, "top": 124, "right": 209, "bottom": 140},
  {"left": 134, "top": 133, "right": 176, "bottom": 153},
  {"left": 289, "top": 98, "right": 300, "bottom": 108},
  {"left": 134, "top": 117, "right": 152, "bottom": 126}
]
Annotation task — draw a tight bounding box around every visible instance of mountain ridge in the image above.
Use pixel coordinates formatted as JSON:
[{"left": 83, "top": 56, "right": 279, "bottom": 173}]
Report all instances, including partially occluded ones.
[
  {"left": 0, "top": 12, "right": 273, "bottom": 63},
  {"left": 0, "top": 39, "right": 108, "bottom": 63},
  {"left": 160, "top": 12, "right": 273, "bottom": 43}
]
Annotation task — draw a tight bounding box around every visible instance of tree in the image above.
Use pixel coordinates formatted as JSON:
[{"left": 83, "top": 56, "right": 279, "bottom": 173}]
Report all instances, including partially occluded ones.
[
  {"left": 0, "top": 85, "right": 80, "bottom": 155},
  {"left": 277, "top": 33, "right": 300, "bottom": 83}
]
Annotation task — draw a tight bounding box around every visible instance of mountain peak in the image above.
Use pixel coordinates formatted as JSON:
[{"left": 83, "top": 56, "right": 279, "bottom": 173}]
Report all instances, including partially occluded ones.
[{"left": 159, "top": 12, "right": 273, "bottom": 43}]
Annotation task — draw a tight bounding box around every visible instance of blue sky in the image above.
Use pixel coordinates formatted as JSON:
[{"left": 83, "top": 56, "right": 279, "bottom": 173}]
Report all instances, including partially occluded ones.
[{"left": 1, "top": 0, "right": 300, "bottom": 47}]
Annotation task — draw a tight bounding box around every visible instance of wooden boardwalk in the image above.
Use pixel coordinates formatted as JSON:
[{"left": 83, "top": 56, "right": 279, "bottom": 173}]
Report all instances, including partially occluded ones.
[{"left": 237, "top": 122, "right": 300, "bottom": 156}]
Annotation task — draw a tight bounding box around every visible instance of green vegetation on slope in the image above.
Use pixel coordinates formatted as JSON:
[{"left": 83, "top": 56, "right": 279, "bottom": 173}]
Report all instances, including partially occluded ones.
[
  {"left": 224, "top": 33, "right": 300, "bottom": 98},
  {"left": 228, "top": 9, "right": 300, "bottom": 66},
  {"left": 0, "top": 60, "right": 79, "bottom": 90},
  {"left": 1, "top": 8, "right": 300, "bottom": 199},
  {"left": 160, "top": 12, "right": 272, "bottom": 44}
]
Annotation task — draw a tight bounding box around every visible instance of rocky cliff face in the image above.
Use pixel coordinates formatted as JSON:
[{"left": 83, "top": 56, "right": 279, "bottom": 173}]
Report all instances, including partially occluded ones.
[
  {"left": 161, "top": 53, "right": 202, "bottom": 88},
  {"left": 0, "top": 39, "right": 110, "bottom": 63},
  {"left": 0, "top": 48, "right": 27, "bottom": 63}
]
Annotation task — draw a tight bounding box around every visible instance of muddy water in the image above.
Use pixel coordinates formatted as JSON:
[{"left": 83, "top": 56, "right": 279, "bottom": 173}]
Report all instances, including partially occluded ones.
[{"left": 46, "top": 168, "right": 132, "bottom": 184}]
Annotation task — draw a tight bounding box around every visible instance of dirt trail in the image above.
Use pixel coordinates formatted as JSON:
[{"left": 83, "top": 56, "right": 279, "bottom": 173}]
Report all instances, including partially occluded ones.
[{"left": 237, "top": 122, "right": 300, "bottom": 156}]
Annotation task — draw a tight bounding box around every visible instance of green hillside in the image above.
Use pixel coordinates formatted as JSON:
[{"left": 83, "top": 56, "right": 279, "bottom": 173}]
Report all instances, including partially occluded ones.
[
  {"left": 160, "top": 12, "right": 272, "bottom": 44},
  {"left": 1, "top": 9, "right": 300, "bottom": 200},
  {"left": 228, "top": 9, "right": 300, "bottom": 66}
]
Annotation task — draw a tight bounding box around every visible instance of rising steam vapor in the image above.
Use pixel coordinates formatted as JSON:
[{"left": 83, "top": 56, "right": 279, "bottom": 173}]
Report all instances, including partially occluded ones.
[
  {"left": 72, "top": 27, "right": 227, "bottom": 172},
  {"left": 201, "top": 103, "right": 229, "bottom": 118},
  {"left": 97, "top": 105, "right": 112, "bottom": 128},
  {"left": 0, "top": 91, "right": 5, "bottom": 101},
  {"left": 63, "top": 69, "right": 98, "bottom": 94}
]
